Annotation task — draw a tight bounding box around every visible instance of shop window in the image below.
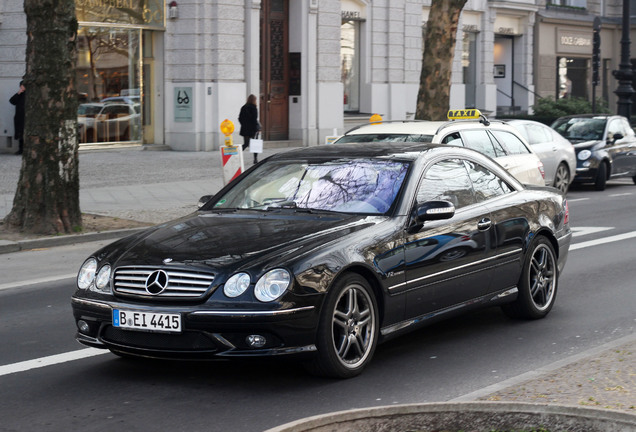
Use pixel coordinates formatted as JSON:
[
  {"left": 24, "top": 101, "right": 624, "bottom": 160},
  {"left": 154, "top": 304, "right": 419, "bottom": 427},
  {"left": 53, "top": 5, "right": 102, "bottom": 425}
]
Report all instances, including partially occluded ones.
[
  {"left": 77, "top": 27, "right": 142, "bottom": 144},
  {"left": 341, "top": 20, "right": 360, "bottom": 112},
  {"left": 557, "top": 57, "right": 588, "bottom": 100}
]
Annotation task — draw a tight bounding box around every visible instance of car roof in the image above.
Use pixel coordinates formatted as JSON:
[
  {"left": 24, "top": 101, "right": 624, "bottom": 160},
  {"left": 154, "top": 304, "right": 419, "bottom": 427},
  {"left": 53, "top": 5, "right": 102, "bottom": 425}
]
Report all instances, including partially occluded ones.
[
  {"left": 268, "top": 142, "right": 490, "bottom": 163},
  {"left": 345, "top": 121, "right": 447, "bottom": 135}
]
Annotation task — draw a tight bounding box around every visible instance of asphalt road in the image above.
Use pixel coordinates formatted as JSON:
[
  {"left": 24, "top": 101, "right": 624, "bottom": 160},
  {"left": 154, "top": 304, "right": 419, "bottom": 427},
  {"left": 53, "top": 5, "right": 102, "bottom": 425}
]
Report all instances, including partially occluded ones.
[{"left": 1, "top": 180, "right": 635, "bottom": 431}]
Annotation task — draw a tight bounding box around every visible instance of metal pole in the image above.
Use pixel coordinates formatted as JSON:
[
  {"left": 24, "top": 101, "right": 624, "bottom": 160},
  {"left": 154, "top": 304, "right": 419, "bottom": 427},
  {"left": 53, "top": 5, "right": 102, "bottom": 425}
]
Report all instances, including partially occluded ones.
[{"left": 612, "top": 0, "right": 634, "bottom": 118}]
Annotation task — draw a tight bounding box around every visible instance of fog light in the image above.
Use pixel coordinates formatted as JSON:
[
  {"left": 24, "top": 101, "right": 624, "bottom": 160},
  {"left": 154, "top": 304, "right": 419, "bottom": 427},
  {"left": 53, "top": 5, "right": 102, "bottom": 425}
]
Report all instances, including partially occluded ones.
[
  {"left": 78, "top": 320, "right": 90, "bottom": 333},
  {"left": 246, "top": 334, "right": 266, "bottom": 348}
]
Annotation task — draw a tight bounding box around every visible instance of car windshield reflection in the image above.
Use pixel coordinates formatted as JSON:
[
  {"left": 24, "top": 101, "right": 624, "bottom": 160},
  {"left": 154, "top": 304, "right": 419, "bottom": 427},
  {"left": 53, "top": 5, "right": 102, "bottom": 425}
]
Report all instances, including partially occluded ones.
[
  {"left": 552, "top": 117, "right": 606, "bottom": 141},
  {"left": 211, "top": 159, "right": 410, "bottom": 215}
]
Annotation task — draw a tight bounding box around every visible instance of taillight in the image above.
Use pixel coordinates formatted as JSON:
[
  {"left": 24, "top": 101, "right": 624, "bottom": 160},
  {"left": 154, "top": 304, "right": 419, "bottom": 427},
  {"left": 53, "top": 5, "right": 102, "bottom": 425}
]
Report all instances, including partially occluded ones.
[
  {"left": 538, "top": 161, "right": 545, "bottom": 179},
  {"left": 563, "top": 199, "right": 569, "bottom": 225}
]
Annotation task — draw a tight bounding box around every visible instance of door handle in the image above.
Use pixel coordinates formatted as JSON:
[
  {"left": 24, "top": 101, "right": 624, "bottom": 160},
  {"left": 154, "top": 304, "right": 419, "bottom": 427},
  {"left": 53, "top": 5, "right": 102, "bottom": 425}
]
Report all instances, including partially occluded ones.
[{"left": 477, "top": 218, "right": 492, "bottom": 231}]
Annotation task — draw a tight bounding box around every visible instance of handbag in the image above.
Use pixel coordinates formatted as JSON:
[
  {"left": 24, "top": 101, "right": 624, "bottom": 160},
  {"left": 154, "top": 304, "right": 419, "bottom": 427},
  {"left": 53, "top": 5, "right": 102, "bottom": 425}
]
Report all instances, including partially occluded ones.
[{"left": 250, "top": 132, "right": 263, "bottom": 153}]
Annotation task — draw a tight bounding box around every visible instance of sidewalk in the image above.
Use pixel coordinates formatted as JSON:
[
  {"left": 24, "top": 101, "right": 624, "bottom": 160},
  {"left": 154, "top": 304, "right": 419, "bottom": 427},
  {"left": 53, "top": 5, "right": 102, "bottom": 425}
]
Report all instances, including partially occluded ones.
[{"left": 0, "top": 144, "right": 635, "bottom": 418}]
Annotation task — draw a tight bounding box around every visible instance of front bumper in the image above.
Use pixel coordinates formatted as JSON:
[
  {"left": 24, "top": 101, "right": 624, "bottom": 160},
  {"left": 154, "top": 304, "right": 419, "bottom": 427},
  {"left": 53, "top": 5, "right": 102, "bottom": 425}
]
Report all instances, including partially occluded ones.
[
  {"left": 573, "top": 157, "right": 601, "bottom": 183},
  {"left": 71, "top": 296, "right": 320, "bottom": 360}
]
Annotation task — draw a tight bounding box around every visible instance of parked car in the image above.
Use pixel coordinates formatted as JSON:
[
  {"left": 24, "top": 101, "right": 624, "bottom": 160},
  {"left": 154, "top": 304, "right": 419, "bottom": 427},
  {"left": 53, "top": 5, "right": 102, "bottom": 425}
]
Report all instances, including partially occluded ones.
[
  {"left": 551, "top": 114, "right": 636, "bottom": 190},
  {"left": 71, "top": 143, "right": 571, "bottom": 378},
  {"left": 335, "top": 110, "right": 545, "bottom": 186},
  {"left": 507, "top": 119, "right": 576, "bottom": 193},
  {"left": 78, "top": 102, "right": 141, "bottom": 143}
]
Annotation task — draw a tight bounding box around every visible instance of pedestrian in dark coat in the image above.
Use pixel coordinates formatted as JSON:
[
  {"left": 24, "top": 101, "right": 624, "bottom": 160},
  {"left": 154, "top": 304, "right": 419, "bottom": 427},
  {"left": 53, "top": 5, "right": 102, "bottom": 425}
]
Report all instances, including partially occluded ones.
[
  {"left": 238, "top": 94, "right": 260, "bottom": 164},
  {"left": 9, "top": 81, "right": 26, "bottom": 155}
]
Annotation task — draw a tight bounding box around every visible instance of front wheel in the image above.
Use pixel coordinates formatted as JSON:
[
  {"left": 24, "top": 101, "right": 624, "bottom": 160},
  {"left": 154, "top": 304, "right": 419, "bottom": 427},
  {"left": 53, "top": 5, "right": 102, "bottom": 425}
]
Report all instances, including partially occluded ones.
[
  {"left": 594, "top": 162, "right": 607, "bottom": 191},
  {"left": 306, "top": 273, "right": 379, "bottom": 378},
  {"left": 502, "top": 236, "right": 558, "bottom": 320}
]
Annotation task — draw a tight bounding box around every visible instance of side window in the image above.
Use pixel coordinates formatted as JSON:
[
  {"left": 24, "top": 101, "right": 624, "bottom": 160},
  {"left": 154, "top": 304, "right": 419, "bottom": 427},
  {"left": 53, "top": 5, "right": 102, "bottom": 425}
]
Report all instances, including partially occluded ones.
[
  {"left": 621, "top": 119, "right": 635, "bottom": 136},
  {"left": 417, "top": 159, "right": 475, "bottom": 209},
  {"left": 460, "top": 130, "right": 505, "bottom": 158},
  {"left": 607, "top": 119, "right": 625, "bottom": 139},
  {"left": 441, "top": 132, "right": 463, "bottom": 146},
  {"left": 524, "top": 123, "right": 551, "bottom": 145},
  {"left": 465, "top": 160, "right": 513, "bottom": 202},
  {"left": 491, "top": 130, "right": 531, "bottom": 155}
]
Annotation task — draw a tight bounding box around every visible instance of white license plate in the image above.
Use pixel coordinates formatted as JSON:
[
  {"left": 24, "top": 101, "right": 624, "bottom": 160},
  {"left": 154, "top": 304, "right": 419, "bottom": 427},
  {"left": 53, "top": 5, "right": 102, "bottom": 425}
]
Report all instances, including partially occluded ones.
[{"left": 113, "top": 309, "right": 182, "bottom": 333}]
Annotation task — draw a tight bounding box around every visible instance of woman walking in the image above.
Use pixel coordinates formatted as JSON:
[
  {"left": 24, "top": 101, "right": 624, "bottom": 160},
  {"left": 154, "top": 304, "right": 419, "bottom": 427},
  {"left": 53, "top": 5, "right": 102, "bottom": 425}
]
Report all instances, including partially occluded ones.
[{"left": 238, "top": 94, "right": 260, "bottom": 164}]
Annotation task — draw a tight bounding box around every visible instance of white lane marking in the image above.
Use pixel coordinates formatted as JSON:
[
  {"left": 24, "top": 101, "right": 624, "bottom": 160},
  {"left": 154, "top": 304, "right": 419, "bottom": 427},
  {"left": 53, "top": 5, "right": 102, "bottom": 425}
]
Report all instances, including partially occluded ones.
[
  {"left": 570, "top": 230, "right": 636, "bottom": 251},
  {"left": 566, "top": 198, "right": 589, "bottom": 203},
  {"left": 0, "top": 274, "right": 76, "bottom": 292},
  {"left": 570, "top": 226, "right": 613, "bottom": 237},
  {"left": 608, "top": 193, "right": 633, "bottom": 197},
  {"left": 0, "top": 348, "right": 107, "bottom": 378}
]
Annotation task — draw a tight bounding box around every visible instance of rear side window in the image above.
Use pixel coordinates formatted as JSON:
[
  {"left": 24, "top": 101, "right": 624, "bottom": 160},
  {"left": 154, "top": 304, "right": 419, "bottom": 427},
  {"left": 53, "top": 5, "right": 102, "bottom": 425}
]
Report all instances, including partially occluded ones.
[
  {"left": 464, "top": 160, "right": 513, "bottom": 201},
  {"left": 491, "top": 130, "right": 531, "bottom": 155},
  {"left": 458, "top": 130, "right": 505, "bottom": 159}
]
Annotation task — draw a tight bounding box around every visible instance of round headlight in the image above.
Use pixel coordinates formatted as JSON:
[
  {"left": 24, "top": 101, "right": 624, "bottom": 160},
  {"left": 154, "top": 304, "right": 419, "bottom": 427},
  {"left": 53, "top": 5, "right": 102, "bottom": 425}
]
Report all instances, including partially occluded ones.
[
  {"left": 578, "top": 149, "right": 592, "bottom": 161},
  {"left": 254, "top": 269, "right": 291, "bottom": 302},
  {"left": 94, "top": 265, "right": 112, "bottom": 293},
  {"left": 77, "top": 258, "right": 97, "bottom": 290},
  {"left": 224, "top": 272, "right": 251, "bottom": 298}
]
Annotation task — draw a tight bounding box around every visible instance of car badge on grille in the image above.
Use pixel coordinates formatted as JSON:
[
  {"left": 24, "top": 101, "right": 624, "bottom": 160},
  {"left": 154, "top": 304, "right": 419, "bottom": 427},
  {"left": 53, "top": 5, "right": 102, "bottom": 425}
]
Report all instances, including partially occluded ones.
[{"left": 145, "top": 270, "right": 169, "bottom": 295}]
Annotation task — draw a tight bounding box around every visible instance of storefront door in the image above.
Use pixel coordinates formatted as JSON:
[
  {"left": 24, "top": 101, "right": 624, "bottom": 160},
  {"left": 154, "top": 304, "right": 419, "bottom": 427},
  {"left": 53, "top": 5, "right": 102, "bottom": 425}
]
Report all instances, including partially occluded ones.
[{"left": 260, "top": 0, "right": 289, "bottom": 141}]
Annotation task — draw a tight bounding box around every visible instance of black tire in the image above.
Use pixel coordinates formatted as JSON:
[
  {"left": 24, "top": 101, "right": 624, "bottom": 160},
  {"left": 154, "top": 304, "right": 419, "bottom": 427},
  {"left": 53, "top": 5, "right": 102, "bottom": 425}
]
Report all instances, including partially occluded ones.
[
  {"left": 553, "top": 163, "right": 570, "bottom": 194},
  {"left": 632, "top": 175, "right": 636, "bottom": 185},
  {"left": 594, "top": 162, "right": 607, "bottom": 191},
  {"left": 502, "top": 236, "right": 558, "bottom": 320},
  {"left": 305, "top": 273, "right": 379, "bottom": 378}
]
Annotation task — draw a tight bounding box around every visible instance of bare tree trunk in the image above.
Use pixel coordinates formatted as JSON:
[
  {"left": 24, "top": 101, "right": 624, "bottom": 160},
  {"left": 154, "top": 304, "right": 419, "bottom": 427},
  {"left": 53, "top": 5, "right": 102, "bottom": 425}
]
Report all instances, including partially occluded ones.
[
  {"left": 416, "top": 0, "right": 468, "bottom": 120},
  {"left": 5, "top": 0, "right": 81, "bottom": 234}
]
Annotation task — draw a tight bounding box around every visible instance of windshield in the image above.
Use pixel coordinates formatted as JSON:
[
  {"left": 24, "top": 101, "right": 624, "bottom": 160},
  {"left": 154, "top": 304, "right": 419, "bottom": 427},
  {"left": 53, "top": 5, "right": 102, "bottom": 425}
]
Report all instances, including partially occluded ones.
[
  {"left": 335, "top": 134, "right": 434, "bottom": 143},
  {"left": 552, "top": 117, "right": 606, "bottom": 141},
  {"left": 211, "top": 158, "right": 410, "bottom": 214},
  {"left": 78, "top": 104, "right": 103, "bottom": 116}
]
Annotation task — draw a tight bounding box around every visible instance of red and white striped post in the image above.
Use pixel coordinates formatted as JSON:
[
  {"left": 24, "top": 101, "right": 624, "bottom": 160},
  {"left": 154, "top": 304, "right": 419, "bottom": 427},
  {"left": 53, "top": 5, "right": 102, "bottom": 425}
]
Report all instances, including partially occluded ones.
[{"left": 220, "top": 119, "right": 244, "bottom": 184}]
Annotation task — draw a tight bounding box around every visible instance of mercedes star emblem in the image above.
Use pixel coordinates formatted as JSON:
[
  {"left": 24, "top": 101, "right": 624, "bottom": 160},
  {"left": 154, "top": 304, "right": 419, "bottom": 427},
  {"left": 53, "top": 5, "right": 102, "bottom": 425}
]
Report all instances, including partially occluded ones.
[{"left": 145, "top": 270, "right": 169, "bottom": 295}]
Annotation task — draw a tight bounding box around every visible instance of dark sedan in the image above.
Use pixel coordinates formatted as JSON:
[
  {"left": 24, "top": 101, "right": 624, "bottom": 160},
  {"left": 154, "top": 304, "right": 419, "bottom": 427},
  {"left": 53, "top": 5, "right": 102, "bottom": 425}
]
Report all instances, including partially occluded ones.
[
  {"left": 551, "top": 114, "right": 636, "bottom": 190},
  {"left": 71, "top": 143, "right": 571, "bottom": 378}
]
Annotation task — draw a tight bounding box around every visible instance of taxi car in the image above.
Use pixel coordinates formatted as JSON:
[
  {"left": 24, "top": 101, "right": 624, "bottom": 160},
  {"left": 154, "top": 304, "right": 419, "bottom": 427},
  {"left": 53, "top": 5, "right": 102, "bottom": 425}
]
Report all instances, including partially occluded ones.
[
  {"left": 551, "top": 114, "right": 636, "bottom": 190},
  {"left": 71, "top": 142, "right": 571, "bottom": 378},
  {"left": 335, "top": 110, "right": 545, "bottom": 186}
]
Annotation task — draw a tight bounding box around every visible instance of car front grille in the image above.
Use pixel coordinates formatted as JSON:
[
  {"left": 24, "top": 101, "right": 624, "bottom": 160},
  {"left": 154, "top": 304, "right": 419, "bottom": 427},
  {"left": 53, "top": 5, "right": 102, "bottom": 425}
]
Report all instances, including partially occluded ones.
[
  {"left": 113, "top": 266, "right": 215, "bottom": 299},
  {"left": 101, "top": 326, "right": 218, "bottom": 352}
]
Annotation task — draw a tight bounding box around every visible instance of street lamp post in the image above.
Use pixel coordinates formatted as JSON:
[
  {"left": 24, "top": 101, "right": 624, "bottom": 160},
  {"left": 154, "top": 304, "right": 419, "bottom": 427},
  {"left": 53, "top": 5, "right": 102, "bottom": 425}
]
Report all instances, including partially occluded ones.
[{"left": 612, "top": 0, "right": 634, "bottom": 118}]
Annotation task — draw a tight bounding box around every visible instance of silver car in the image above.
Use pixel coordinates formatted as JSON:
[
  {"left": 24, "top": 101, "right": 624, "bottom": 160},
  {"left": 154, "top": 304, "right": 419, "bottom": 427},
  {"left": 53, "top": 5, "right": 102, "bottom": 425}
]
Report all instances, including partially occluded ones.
[
  {"left": 335, "top": 110, "right": 545, "bottom": 186},
  {"left": 507, "top": 119, "right": 576, "bottom": 193}
]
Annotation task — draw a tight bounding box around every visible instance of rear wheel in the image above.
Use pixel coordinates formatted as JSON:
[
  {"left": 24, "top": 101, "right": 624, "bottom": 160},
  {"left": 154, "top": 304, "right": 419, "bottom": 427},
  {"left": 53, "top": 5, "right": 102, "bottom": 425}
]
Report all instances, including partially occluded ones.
[
  {"left": 502, "top": 236, "right": 558, "bottom": 319},
  {"left": 306, "top": 273, "right": 378, "bottom": 378},
  {"left": 594, "top": 162, "right": 607, "bottom": 191},
  {"left": 553, "top": 163, "right": 570, "bottom": 193}
]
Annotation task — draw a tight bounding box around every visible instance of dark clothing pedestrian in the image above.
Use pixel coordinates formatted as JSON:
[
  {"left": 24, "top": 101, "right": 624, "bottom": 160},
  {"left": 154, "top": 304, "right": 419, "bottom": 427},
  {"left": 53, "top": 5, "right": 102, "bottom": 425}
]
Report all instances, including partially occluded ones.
[
  {"left": 238, "top": 94, "right": 260, "bottom": 164},
  {"left": 9, "top": 82, "right": 26, "bottom": 155}
]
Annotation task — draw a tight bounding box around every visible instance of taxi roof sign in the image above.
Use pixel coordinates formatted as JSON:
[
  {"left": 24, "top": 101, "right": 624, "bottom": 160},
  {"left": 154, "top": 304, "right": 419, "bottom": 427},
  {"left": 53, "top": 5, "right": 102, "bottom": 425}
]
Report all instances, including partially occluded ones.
[{"left": 447, "top": 109, "right": 482, "bottom": 120}]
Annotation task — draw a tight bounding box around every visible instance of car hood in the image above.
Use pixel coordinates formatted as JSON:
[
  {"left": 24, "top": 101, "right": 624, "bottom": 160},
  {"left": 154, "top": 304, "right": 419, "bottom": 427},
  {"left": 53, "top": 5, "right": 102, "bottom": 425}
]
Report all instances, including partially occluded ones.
[
  {"left": 104, "top": 211, "right": 381, "bottom": 271},
  {"left": 572, "top": 140, "right": 604, "bottom": 151}
]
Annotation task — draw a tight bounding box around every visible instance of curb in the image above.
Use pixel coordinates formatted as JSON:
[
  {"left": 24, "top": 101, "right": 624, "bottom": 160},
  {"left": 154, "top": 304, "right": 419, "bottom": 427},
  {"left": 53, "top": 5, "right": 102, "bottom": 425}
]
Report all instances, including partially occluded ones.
[
  {"left": 0, "top": 227, "right": 146, "bottom": 255},
  {"left": 264, "top": 402, "right": 636, "bottom": 432}
]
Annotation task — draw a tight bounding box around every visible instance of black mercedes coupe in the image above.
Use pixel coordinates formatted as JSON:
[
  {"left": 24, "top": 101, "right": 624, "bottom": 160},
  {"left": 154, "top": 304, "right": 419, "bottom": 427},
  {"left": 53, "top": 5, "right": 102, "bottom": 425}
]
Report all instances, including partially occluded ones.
[{"left": 71, "top": 143, "right": 571, "bottom": 378}]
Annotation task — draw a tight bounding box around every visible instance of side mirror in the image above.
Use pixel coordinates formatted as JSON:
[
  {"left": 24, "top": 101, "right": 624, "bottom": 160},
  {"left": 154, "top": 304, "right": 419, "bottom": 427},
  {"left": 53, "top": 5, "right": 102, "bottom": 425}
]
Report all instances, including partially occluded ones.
[
  {"left": 415, "top": 200, "right": 456, "bottom": 222},
  {"left": 198, "top": 195, "right": 213, "bottom": 208},
  {"left": 610, "top": 133, "right": 624, "bottom": 143}
]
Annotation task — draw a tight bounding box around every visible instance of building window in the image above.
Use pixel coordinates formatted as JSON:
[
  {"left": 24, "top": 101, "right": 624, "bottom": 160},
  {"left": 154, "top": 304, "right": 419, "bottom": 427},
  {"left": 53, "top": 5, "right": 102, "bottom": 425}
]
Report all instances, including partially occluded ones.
[
  {"left": 341, "top": 20, "right": 360, "bottom": 112},
  {"left": 557, "top": 57, "right": 588, "bottom": 100},
  {"left": 462, "top": 32, "right": 478, "bottom": 109},
  {"left": 549, "top": 0, "right": 587, "bottom": 8}
]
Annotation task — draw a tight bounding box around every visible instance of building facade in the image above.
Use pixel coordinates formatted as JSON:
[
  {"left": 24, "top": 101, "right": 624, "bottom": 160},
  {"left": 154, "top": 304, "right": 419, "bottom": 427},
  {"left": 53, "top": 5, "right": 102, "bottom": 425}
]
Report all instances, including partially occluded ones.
[{"left": 0, "top": 0, "right": 634, "bottom": 153}]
